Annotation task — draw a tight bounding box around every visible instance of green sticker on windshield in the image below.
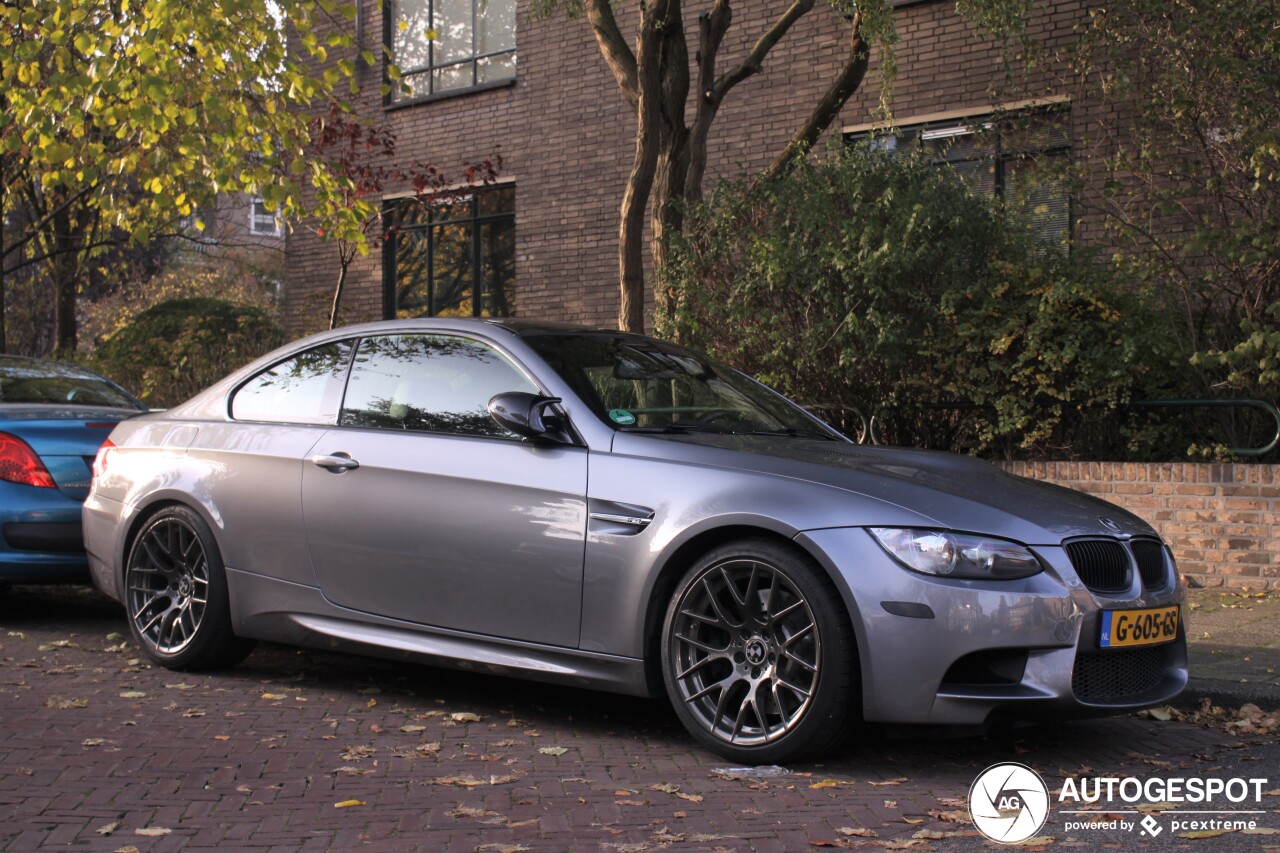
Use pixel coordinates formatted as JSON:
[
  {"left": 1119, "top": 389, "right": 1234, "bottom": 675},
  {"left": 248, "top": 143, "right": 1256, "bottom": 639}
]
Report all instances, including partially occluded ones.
[{"left": 609, "top": 409, "right": 636, "bottom": 425}]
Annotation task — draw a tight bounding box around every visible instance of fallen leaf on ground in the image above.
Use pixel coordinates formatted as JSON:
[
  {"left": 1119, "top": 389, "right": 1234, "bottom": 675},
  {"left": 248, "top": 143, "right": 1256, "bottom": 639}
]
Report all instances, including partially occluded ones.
[
  {"left": 810, "top": 778, "right": 851, "bottom": 789},
  {"left": 676, "top": 792, "right": 703, "bottom": 803},
  {"left": 451, "top": 712, "right": 482, "bottom": 722},
  {"left": 539, "top": 746, "right": 568, "bottom": 756},
  {"left": 868, "top": 778, "right": 909, "bottom": 787},
  {"left": 134, "top": 827, "right": 171, "bottom": 837},
  {"left": 119, "top": 691, "right": 146, "bottom": 699},
  {"left": 400, "top": 725, "right": 427, "bottom": 733},
  {"left": 433, "top": 774, "right": 518, "bottom": 787},
  {"left": 261, "top": 693, "right": 286, "bottom": 700},
  {"left": 46, "top": 697, "right": 88, "bottom": 709},
  {"left": 1178, "top": 829, "right": 1234, "bottom": 839},
  {"left": 649, "top": 782, "right": 680, "bottom": 794},
  {"left": 837, "top": 827, "right": 876, "bottom": 838},
  {"left": 334, "top": 799, "right": 365, "bottom": 808},
  {"left": 95, "top": 821, "right": 119, "bottom": 836}
]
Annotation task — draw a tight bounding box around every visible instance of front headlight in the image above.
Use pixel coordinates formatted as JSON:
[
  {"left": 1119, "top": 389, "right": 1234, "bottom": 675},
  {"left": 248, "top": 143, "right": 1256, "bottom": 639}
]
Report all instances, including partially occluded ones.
[{"left": 868, "top": 528, "right": 1042, "bottom": 580}]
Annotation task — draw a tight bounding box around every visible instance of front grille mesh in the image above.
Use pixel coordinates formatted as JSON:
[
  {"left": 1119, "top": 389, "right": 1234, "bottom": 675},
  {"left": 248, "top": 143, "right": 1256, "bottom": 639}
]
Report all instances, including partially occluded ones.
[
  {"left": 1130, "top": 539, "right": 1168, "bottom": 589},
  {"left": 1072, "top": 646, "right": 1167, "bottom": 701},
  {"left": 1064, "top": 539, "right": 1131, "bottom": 592}
]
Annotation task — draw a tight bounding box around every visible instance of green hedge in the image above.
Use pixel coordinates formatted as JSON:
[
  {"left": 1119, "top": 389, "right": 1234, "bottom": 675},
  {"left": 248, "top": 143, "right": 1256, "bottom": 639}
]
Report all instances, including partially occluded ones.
[
  {"left": 659, "top": 146, "right": 1179, "bottom": 458},
  {"left": 93, "top": 297, "right": 284, "bottom": 408}
]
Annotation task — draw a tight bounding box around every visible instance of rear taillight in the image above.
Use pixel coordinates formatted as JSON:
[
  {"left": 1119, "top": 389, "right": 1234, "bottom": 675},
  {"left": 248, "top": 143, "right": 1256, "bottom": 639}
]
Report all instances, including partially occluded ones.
[
  {"left": 92, "top": 439, "right": 117, "bottom": 483},
  {"left": 0, "top": 431, "right": 57, "bottom": 488}
]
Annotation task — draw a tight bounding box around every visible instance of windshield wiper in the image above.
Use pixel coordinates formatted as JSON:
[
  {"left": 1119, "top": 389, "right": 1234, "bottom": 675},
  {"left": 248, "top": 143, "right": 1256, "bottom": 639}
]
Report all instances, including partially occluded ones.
[
  {"left": 736, "top": 428, "right": 839, "bottom": 441},
  {"left": 620, "top": 425, "right": 735, "bottom": 435}
]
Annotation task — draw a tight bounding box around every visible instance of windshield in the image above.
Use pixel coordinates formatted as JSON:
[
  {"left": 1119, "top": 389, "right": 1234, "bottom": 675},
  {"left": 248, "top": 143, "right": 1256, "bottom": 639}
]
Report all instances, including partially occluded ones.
[
  {"left": 0, "top": 357, "right": 140, "bottom": 409},
  {"left": 525, "top": 333, "right": 836, "bottom": 438}
]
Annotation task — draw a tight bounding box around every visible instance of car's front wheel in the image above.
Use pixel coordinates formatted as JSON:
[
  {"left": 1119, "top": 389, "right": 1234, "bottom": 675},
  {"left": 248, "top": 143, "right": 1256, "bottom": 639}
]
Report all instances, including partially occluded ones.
[
  {"left": 124, "top": 505, "right": 255, "bottom": 670},
  {"left": 661, "top": 538, "right": 859, "bottom": 763}
]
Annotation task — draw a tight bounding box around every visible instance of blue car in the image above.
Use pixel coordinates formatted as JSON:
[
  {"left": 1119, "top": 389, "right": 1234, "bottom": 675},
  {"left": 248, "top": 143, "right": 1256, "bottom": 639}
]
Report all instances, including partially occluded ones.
[{"left": 1, "top": 355, "right": 145, "bottom": 584}]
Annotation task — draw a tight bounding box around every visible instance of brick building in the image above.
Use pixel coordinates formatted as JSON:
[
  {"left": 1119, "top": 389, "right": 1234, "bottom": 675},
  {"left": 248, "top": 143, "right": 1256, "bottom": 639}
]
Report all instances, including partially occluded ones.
[{"left": 283, "top": 0, "right": 1103, "bottom": 336}]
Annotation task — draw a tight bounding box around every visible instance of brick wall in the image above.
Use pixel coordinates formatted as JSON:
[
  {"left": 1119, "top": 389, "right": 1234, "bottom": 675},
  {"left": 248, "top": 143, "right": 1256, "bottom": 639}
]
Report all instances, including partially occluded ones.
[
  {"left": 284, "top": 0, "right": 1101, "bottom": 335},
  {"left": 998, "top": 462, "right": 1280, "bottom": 591}
]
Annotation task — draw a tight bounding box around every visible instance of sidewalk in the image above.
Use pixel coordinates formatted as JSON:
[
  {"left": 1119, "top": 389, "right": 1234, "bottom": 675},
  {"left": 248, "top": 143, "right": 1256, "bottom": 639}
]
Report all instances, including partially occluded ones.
[{"left": 1182, "top": 587, "right": 1280, "bottom": 709}]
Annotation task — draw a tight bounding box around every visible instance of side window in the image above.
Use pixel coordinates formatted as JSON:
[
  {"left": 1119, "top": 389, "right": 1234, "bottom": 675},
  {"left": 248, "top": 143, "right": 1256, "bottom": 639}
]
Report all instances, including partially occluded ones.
[
  {"left": 230, "top": 341, "right": 353, "bottom": 424},
  {"left": 340, "top": 334, "right": 537, "bottom": 438}
]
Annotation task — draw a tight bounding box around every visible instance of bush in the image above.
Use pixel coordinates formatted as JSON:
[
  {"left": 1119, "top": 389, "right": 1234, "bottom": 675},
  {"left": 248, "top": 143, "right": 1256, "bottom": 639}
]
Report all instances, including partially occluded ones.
[
  {"left": 658, "top": 146, "right": 1178, "bottom": 458},
  {"left": 93, "top": 297, "right": 284, "bottom": 408}
]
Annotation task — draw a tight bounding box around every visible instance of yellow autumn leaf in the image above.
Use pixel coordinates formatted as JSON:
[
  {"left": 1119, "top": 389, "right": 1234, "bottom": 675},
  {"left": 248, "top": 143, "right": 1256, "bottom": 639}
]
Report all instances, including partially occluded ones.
[{"left": 334, "top": 799, "right": 366, "bottom": 808}]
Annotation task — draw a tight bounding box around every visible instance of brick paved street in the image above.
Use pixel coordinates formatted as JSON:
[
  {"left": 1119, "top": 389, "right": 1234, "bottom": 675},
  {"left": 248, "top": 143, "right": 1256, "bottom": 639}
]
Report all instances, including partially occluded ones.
[{"left": 1, "top": 586, "right": 1276, "bottom": 852}]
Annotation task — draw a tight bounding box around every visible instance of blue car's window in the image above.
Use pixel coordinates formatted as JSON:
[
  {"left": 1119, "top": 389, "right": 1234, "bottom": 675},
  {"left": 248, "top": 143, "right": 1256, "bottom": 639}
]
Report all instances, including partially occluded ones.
[
  {"left": 230, "top": 341, "right": 354, "bottom": 424},
  {"left": 339, "top": 334, "right": 537, "bottom": 438},
  {"left": 0, "top": 357, "right": 139, "bottom": 409},
  {"left": 525, "top": 334, "right": 835, "bottom": 438}
]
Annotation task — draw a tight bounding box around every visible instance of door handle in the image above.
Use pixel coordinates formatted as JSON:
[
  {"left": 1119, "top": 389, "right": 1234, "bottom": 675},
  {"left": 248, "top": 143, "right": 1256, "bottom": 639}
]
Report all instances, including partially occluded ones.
[{"left": 310, "top": 453, "right": 360, "bottom": 472}]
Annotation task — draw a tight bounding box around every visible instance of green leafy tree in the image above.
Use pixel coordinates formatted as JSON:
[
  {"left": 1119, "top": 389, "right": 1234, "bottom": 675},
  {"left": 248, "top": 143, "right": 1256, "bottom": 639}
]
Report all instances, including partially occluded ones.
[
  {"left": 0, "top": 0, "right": 367, "bottom": 353},
  {"left": 1072, "top": 0, "right": 1280, "bottom": 394},
  {"left": 540, "top": 0, "right": 1033, "bottom": 332},
  {"left": 660, "top": 146, "right": 1175, "bottom": 457}
]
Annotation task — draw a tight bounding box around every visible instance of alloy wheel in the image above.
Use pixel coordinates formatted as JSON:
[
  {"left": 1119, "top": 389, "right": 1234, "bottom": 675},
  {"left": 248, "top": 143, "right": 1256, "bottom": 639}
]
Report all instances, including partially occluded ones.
[
  {"left": 667, "top": 558, "right": 821, "bottom": 746},
  {"left": 127, "top": 517, "right": 210, "bottom": 656}
]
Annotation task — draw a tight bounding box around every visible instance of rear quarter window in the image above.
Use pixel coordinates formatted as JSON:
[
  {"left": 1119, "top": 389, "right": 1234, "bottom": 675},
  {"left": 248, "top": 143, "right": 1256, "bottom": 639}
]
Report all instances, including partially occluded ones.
[{"left": 230, "top": 341, "right": 354, "bottom": 424}]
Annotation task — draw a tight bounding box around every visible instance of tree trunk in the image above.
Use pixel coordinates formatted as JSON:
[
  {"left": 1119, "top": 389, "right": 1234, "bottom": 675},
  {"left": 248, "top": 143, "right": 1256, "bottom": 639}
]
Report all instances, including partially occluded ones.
[
  {"left": 651, "top": 15, "right": 691, "bottom": 324},
  {"left": 329, "top": 250, "right": 351, "bottom": 330},
  {"left": 51, "top": 207, "right": 78, "bottom": 355},
  {"left": 617, "top": 0, "right": 674, "bottom": 333}
]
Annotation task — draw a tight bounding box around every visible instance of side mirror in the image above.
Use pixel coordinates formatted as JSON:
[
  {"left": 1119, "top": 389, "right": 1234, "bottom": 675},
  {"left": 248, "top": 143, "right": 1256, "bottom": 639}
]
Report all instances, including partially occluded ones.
[{"left": 488, "top": 392, "right": 574, "bottom": 445}]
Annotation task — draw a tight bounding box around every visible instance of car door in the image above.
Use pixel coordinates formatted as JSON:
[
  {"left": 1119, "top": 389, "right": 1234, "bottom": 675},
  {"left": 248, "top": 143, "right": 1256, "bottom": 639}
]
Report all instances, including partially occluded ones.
[{"left": 301, "top": 332, "right": 588, "bottom": 648}]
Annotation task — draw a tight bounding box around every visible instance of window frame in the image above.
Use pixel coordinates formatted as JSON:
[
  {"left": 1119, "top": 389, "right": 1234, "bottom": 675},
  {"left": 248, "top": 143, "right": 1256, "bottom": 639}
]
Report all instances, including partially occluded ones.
[
  {"left": 846, "top": 104, "right": 1072, "bottom": 242},
  {"left": 248, "top": 197, "right": 284, "bottom": 238},
  {"left": 384, "top": 0, "right": 517, "bottom": 104},
  {"left": 334, "top": 332, "right": 545, "bottom": 441},
  {"left": 227, "top": 340, "right": 356, "bottom": 425},
  {"left": 381, "top": 185, "right": 516, "bottom": 320}
]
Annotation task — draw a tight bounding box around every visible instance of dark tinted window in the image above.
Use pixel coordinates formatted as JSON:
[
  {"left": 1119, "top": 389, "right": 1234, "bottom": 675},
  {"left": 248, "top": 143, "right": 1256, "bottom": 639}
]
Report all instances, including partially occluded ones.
[
  {"left": 526, "top": 334, "right": 834, "bottom": 437},
  {"left": 0, "top": 357, "right": 140, "bottom": 409},
  {"left": 340, "top": 334, "right": 536, "bottom": 438},
  {"left": 230, "top": 342, "right": 353, "bottom": 424}
]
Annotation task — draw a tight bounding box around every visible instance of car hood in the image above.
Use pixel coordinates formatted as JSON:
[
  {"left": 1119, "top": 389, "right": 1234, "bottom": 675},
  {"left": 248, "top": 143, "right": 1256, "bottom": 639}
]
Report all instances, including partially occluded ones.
[{"left": 612, "top": 432, "right": 1157, "bottom": 546}]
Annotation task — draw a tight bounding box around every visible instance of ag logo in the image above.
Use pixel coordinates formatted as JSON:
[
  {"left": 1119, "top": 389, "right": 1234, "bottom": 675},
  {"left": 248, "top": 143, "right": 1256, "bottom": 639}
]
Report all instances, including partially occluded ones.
[{"left": 969, "top": 762, "right": 1050, "bottom": 843}]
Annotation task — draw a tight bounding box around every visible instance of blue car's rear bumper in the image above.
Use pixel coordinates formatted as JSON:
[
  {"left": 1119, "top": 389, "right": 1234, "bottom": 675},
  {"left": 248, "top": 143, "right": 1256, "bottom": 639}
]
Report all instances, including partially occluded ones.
[{"left": 0, "top": 480, "right": 90, "bottom": 583}]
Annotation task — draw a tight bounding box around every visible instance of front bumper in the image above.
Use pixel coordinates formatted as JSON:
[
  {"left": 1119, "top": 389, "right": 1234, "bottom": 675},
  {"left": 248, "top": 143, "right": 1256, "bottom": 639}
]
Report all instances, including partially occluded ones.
[{"left": 797, "top": 527, "right": 1187, "bottom": 726}]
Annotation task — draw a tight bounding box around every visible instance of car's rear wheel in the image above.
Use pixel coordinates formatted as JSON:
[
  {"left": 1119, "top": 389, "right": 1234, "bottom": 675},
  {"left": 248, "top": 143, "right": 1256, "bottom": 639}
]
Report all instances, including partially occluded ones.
[
  {"left": 124, "top": 506, "right": 255, "bottom": 670},
  {"left": 661, "top": 538, "right": 859, "bottom": 763}
]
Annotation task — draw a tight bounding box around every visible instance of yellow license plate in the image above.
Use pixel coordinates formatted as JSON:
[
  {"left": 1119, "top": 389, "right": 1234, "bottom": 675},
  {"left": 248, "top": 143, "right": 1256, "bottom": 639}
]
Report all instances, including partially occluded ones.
[{"left": 1100, "top": 606, "right": 1179, "bottom": 648}]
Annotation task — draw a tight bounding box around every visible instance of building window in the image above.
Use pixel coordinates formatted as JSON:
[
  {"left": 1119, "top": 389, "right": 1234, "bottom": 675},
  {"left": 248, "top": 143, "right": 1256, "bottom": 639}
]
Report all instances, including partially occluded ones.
[
  {"left": 249, "top": 198, "right": 284, "bottom": 238},
  {"left": 384, "top": 185, "right": 516, "bottom": 319},
  {"left": 389, "top": 0, "right": 516, "bottom": 101},
  {"left": 849, "top": 107, "right": 1071, "bottom": 243}
]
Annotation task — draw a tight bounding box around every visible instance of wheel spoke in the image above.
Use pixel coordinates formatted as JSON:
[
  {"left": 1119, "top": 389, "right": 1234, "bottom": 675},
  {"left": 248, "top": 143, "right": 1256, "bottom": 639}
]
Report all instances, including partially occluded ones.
[
  {"left": 675, "top": 632, "right": 729, "bottom": 655},
  {"left": 677, "top": 653, "right": 724, "bottom": 680},
  {"left": 781, "top": 647, "right": 818, "bottom": 672},
  {"left": 782, "top": 622, "right": 815, "bottom": 647},
  {"left": 701, "top": 577, "right": 742, "bottom": 629}
]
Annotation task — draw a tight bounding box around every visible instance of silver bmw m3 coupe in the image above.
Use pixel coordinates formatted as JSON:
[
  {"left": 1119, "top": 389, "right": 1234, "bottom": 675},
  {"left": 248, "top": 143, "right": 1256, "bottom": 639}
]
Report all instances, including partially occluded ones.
[{"left": 83, "top": 319, "right": 1186, "bottom": 762}]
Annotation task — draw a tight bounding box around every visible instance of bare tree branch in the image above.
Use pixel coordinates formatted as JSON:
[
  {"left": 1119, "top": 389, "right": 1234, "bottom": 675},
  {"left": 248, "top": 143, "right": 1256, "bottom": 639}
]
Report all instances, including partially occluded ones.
[
  {"left": 763, "top": 10, "right": 869, "bottom": 182},
  {"left": 586, "top": 0, "right": 640, "bottom": 110},
  {"left": 713, "top": 0, "right": 814, "bottom": 100}
]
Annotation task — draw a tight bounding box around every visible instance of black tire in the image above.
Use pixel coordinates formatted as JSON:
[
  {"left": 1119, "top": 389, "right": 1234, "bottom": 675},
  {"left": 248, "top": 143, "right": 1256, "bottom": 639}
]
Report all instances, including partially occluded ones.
[
  {"left": 123, "top": 505, "right": 255, "bottom": 670},
  {"left": 661, "top": 538, "right": 859, "bottom": 763}
]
